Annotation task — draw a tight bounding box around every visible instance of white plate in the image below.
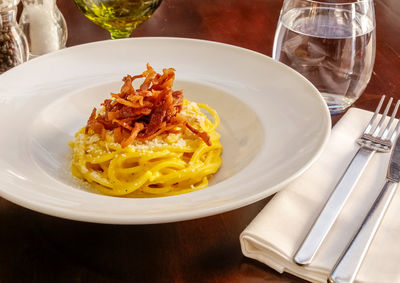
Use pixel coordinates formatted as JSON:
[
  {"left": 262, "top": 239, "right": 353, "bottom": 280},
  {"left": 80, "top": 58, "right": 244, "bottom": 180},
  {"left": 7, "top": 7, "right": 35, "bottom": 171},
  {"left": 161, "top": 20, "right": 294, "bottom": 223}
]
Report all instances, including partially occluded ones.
[{"left": 0, "top": 37, "right": 331, "bottom": 224}]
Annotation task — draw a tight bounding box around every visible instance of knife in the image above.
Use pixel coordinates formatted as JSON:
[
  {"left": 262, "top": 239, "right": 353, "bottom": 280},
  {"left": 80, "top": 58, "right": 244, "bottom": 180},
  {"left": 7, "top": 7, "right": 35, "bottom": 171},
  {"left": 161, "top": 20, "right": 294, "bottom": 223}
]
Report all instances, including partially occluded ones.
[{"left": 328, "top": 135, "right": 400, "bottom": 283}]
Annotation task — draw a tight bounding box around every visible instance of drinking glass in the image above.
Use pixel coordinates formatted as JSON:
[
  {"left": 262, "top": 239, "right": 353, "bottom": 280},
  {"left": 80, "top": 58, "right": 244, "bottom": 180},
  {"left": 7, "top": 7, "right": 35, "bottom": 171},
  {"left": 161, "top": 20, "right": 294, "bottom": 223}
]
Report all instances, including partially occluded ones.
[
  {"left": 272, "top": 0, "right": 376, "bottom": 114},
  {"left": 73, "top": 0, "right": 162, "bottom": 39}
]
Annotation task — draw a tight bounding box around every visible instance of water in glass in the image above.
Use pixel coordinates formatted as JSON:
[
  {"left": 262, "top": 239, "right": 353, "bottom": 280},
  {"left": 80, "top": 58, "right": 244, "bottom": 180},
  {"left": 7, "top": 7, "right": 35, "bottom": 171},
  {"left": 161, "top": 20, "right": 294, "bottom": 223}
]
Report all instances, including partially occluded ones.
[{"left": 273, "top": 5, "right": 375, "bottom": 113}]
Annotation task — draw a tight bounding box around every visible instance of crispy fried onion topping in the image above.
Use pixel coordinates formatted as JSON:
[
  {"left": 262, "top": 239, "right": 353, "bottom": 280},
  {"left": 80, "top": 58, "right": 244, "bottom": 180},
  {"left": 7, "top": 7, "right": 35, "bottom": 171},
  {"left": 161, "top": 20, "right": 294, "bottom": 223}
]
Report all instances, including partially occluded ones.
[{"left": 85, "top": 64, "right": 211, "bottom": 148}]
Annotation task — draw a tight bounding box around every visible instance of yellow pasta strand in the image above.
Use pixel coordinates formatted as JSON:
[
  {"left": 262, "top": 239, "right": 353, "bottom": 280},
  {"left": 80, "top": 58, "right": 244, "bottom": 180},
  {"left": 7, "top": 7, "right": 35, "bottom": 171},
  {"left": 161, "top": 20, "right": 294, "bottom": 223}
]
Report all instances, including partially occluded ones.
[{"left": 70, "top": 100, "right": 222, "bottom": 197}]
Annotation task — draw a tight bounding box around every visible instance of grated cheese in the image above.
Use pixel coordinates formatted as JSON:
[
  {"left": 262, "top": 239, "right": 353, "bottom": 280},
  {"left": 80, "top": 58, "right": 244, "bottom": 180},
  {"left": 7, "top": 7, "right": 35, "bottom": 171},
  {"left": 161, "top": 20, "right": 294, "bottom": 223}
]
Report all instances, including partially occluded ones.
[
  {"left": 181, "top": 101, "right": 206, "bottom": 126},
  {"left": 128, "top": 136, "right": 187, "bottom": 151}
]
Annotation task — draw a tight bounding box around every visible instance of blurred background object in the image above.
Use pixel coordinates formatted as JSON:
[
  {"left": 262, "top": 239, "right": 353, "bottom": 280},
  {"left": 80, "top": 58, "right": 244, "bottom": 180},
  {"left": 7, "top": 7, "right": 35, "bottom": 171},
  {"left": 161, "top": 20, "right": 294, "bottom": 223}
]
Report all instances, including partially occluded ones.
[
  {"left": 0, "top": 0, "right": 28, "bottom": 74},
  {"left": 72, "top": 0, "right": 162, "bottom": 39},
  {"left": 19, "top": 0, "right": 67, "bottom": 58}
]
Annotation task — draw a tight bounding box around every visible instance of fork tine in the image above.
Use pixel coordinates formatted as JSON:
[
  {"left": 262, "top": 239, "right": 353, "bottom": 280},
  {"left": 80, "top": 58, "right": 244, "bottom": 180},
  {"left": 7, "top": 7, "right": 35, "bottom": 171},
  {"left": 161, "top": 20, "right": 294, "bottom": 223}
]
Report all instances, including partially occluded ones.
[
  {"left": 372, "top": 97, "right": 393, "bottom": 137},
  {"left": 364, "top": 95, "right": 385, "bottom": 134},
  {"left": 381, "top": 100, "right": 400, "bottom": 140}
]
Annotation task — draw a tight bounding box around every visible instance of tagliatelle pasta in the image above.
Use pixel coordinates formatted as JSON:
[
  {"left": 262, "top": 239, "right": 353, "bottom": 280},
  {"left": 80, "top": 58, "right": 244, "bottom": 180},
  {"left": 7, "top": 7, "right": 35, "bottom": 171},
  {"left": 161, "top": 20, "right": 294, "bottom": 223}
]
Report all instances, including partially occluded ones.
[{"left": 69, "top": 65, "right": 222, "bottom": 197}]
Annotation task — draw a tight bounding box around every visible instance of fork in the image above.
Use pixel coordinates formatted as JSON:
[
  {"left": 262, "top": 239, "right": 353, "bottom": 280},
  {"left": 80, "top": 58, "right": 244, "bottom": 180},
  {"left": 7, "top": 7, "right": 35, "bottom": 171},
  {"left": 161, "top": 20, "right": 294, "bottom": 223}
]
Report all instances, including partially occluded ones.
[{"left": 294, "top": 95, "right": 400, "bottom": 266}]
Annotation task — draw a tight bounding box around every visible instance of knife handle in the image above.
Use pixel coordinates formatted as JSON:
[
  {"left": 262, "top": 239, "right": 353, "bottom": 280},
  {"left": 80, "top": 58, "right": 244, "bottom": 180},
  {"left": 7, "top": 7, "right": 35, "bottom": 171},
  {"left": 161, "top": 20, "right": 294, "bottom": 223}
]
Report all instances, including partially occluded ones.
[
  {"left": 294, "top": 147, "right": 375, "bottom": 266},
  {"left": 328, "top": 180, "right": 398, "bottom": 283}
]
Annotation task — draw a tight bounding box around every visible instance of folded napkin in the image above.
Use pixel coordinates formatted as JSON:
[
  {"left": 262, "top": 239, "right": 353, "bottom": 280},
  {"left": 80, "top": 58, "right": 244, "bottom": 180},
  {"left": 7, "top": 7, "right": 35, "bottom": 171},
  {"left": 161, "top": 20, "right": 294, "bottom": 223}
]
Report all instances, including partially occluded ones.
[{"left": 240, "top": 108, "right": 400, "bottom": 283}]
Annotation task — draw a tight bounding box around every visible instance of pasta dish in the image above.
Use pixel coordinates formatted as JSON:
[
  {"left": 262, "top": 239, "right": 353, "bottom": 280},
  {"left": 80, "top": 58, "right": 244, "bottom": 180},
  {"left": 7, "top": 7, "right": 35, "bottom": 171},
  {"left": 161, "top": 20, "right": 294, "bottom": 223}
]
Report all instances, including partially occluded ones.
[{"left": 70, "top": 64, "right": 222, "bottom": 197}]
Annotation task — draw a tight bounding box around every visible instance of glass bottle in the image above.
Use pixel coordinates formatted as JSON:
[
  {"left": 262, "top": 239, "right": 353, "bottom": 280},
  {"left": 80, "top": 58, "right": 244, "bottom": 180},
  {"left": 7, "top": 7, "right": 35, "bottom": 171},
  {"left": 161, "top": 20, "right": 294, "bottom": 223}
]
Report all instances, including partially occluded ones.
[
  {"left": 0, "top": 0, "right": 29, "bottom": 74},
  {"left": 19, "top": 0, "right": 67, "bottom": 58}
]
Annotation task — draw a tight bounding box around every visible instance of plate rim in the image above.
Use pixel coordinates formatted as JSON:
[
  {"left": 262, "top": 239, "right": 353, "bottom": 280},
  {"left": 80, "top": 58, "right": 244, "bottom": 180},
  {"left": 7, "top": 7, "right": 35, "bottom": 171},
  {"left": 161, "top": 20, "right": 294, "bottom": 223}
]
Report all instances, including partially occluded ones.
[{"left": 0, "top": 37, "right": 331, "bottom": 224}]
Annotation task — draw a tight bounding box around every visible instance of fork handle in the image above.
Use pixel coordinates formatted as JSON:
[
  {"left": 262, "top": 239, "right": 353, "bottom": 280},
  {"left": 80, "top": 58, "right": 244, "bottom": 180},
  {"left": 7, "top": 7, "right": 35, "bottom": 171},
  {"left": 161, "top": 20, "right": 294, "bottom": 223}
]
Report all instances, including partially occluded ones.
[
  {"left": 294, "top": 147, "right": 375, "bottom": 266},
  {"left": 328, "top": 180, "right": 398, "bottom": 283}
]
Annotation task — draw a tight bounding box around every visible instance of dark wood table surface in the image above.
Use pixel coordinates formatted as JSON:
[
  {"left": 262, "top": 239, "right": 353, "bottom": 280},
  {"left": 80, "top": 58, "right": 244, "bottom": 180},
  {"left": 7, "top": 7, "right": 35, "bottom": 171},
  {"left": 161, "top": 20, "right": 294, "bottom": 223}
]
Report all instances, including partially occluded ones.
[{"left": 1, "top": 0, "right": 399, "bottom": 282}]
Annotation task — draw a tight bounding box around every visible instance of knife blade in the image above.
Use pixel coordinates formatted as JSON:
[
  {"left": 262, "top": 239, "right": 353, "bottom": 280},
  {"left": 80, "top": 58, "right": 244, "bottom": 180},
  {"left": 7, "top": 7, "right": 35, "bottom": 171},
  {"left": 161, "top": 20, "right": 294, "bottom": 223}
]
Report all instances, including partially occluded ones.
[
  {"left": 388, "top": 134, "right": 400, "bottom": 180},
  {"left": 328, "top": 136, "right": 400, "bottom": 283}
]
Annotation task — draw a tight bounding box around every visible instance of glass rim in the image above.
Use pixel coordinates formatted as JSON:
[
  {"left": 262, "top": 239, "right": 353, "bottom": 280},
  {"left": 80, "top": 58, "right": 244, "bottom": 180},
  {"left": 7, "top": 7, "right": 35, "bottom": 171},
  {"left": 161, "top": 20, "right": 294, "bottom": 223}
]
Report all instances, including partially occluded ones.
[{"left": 300, "top": 0, "right": 372, "bottom": 5}]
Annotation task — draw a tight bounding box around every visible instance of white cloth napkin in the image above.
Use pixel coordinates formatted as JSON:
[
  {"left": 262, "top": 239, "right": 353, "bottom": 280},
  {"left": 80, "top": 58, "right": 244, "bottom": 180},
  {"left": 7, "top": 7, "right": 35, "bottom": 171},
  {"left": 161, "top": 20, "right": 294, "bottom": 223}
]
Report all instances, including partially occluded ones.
[{"left": 240, "top": 108, "right": 400, "bottom": 283}]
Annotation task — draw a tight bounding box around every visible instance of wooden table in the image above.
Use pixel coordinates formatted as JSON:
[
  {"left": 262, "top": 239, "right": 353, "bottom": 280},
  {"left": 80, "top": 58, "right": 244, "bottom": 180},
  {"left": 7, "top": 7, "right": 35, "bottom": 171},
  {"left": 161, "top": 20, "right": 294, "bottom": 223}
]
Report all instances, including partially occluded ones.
[{"left": 1, "top": 0, "right": 399, "bottom": 282}]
